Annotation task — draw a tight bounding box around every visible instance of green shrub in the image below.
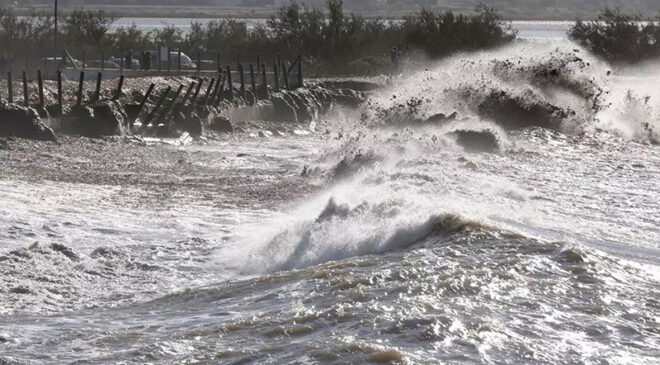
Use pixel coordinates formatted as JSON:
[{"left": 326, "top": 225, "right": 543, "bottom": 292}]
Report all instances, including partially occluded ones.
[
  {"left": 569, "top": 8, "right": 660, "bottom": 64},
  {"left": 402, "top": 4, "right": 516, "bottom": 58}
]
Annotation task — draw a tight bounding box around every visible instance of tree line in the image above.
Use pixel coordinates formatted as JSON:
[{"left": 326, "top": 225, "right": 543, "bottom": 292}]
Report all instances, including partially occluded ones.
[{"left": 0, "top": 1, "right": 516, "bottom": 76}]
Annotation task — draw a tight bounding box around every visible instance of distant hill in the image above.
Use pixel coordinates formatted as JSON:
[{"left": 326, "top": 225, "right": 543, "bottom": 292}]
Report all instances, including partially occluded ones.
[{"left": 3, "top": 0, "right": 660, "bottom": 20}]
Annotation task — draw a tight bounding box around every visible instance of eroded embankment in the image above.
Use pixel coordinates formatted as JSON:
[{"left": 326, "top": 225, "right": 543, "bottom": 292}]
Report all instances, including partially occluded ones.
[{"left": 0, "top": 76, "right": 368, "bottom": 143}]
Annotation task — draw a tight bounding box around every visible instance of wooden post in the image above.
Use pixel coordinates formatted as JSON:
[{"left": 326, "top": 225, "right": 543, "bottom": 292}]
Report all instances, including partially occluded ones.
[
  {"left": 145, "top": 86, "right": 171, "bottom": 126},
  {"left": 225, "top": 65, "right": 233, "bottom": 100},
  {"left": 22, "top": 70, "right": 28, "bottom": 106},
  {"left": 95, "top": 72, "right": 102, "bottom": 100},
  {"left": 282, "top": 61, "right": 289, "bottom": 90},
  {"left": 76, "top": 71, "right": 84, "bottom": 105},
  {"left": 276, "top": 54, "right": 281, "bottom": 79},
  {"left": 261, "top": 63, "right": 268, "bottom": 98},
  {"left": 249, "top": 63, "right": 256, "bottom": 102},
  {"left": 114, "top": 75, "right": 124, "bottom": 100},
  {"left": 180, "top": 81, "right": 196, "bottom": 106},
  {"left": 297, "top": 54, "right": 303, "bottom": 88},
  {"left": 159, "top": 84, "right": 184, "bottom": 122},
  {"left": 190, "top": 79, "right": 204, "bottom": 106},
  {"left": 132, "top": 83, "right": 155, "bottom": 124},
  {"left": 7, "top": 71, "right": 12, "bottom": 104},
  {"left": 37, "top": 70, "right": 44, "bottom": 106},
  {"left": 57, "top": 70, "right": 62, "bottom": 109},
  {"left": 202, "top": 77, "right": 215, "bottom": 106},
  {"left": 273, "top": 62, "right": 279, "bottom": 91},
  {"left": 238, "top": 64, "right": 245, "bottom": 100},
  {"left": 178, "top": 49, "right": 182, "bottom": 72},
  {"left": 210, "top": 74, "right": 222, "bottom": 105},
  {"left": 214, "top": 73, "right": 226, "bottom": 106},
  {"left": 197, "top": 51, "right": 201, "bottom": 76}
]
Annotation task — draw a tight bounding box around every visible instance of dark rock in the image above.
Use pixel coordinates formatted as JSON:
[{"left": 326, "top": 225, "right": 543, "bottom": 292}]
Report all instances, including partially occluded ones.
[
  {"left": 50, "top": 243, "right": 80, "bottom": 261},
  {"left": 425, "top": 111, "right": 458, "bottom": 125},
  {"left": 46, "top": 104, "right": 69, "bottom": 118},
  {"left": 0, "top": 102, "right": 57, "bottom": 141},
  {"left": 34, "top": 105, "right": 50, "bottom": 119},
  {"left": 0, "top": 138, "right": 9, "bottom": 150},
  {"left": 124, "top": 103, "right": 142, "bottom": 122},
  {"left": 270, "top": 93, "right": 298, "bottom": 122},
  {"left": 209, "top": 116, "right": 234, "bottom": 132},
  {"left": 184, "top": 116, "right": 204, "bottom": 139},
  {"left": 451, "top": 129, "right": 501, "bottom": 153},
  {"left": 66, "top": 101, "right": 127, "bottom": 138},
  {"left": 155, "top": 124, "right": 177, "bottom": 138}
]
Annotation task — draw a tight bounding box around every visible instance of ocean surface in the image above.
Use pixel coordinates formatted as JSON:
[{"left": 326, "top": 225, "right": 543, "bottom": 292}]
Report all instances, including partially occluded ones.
[{"left": 1, "top": 33, "right": 659, "bottom": 364}]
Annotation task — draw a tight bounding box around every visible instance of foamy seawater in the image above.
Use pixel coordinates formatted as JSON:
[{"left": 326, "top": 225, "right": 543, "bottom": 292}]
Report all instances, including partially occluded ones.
[{"left": 1, "top": 40, "right": 659, "bottom": 363}]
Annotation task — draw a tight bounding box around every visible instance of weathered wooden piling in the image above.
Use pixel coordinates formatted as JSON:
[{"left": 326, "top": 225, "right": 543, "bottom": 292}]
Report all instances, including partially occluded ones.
[
  {"left": 277, "top": 54, "right": 281, "bottom": 78},
  {"left": 145, "top": 86, "right": 171, "bottom": 126},
  {"left": 22, "top": 71, "right": 28, "bottom": 106},
  {"left": 120, "top": 48, "right": 124, "bottom": 73},
  {"left": 7, "top": 72, "right": 13, "bottom": 104},
  {"left": 57, "top": 71, "right": 62, "bottom": 109},
  {"left": 209, "top": 76, "right": 222, "bottom": 105},
  {"left": 197, "top": 51, "right": 201, "bottom": 76},
  {"left": 181, "top": 81, "right": 196, "bottom": 106},
  {"left": 226, "top": 65, "right": 234, "bottom": 100},
  {"left": 132, "top": 83, "right": 155, "bottom": 124},
  {"left": 114, "top": 75, "right": 124, "bottom": 100},
  {"left": 37, "top": 70, "right": 44, "bottom": 106},
  {"left": 190, "top": 79, "right": 204, "bottom": 105},
  {"left": 249, "top": 63, "right": 256, "bottom": 102},
  {"left": 95, "top": 72, "right": 102, "bottom": 100},
  {"left": 238, "top": 64, "right": 246, "bottom": 100},
  {"left": 261, "top": 63, "right": 268, "bottom": 98},
  {"left": 202, "top": 77, "right": 215, "bottom": 106},
  {"left": 273, "top": 62, "right": 279, "bottom": 91},
  {"left": 76, "top": 71, "right": 85, "bottom": 105},
  {"left": 282, "top": 61, "right": 289, "bottom": 90},
  {"left": 297, "top": 55, "right": 303, "bottom": 88},
  {"left": 160, "top": 84, "right": 184, "bottom": 122},
  {"left": 214, "top": 73, "right": 226, "bottom": 106}
]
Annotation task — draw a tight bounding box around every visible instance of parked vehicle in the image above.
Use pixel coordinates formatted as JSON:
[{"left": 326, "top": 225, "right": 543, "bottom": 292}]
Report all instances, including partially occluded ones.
[
  {"left": 143, "top": 51, "right": 196, "bottom": 70},
  {"left": 42, "top": 57, "right": 85, "bottom": 69},
  {"left": 86, "top": 60, "right": 120, "bottom": 69}
]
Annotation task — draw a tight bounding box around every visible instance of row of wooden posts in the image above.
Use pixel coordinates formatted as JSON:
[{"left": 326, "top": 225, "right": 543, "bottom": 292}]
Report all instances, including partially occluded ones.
[{"left": 3, "top": 55, "right": 304, "bottom": 117}]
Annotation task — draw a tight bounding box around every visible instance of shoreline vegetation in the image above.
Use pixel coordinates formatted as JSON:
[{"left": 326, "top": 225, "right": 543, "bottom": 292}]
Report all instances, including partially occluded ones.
[
  {"left": 0, "top": 1, "right": 658, "bottom": 78},
  {"left": 569, "top": 8, "right": 660, "bottom": 64},
  {"left": 0, "top": 1, "right": 517, "bottom": 77}
]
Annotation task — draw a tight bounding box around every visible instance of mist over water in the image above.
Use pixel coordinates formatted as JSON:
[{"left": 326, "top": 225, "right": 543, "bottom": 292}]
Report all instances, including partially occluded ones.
[{"left": 1, "top": 39, "right": 659, "bottom": 363}]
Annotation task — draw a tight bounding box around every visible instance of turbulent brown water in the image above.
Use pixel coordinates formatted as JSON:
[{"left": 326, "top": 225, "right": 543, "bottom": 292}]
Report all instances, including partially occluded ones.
[{"left": 1, "top": 40, "right": 659, "bottom": 364}]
